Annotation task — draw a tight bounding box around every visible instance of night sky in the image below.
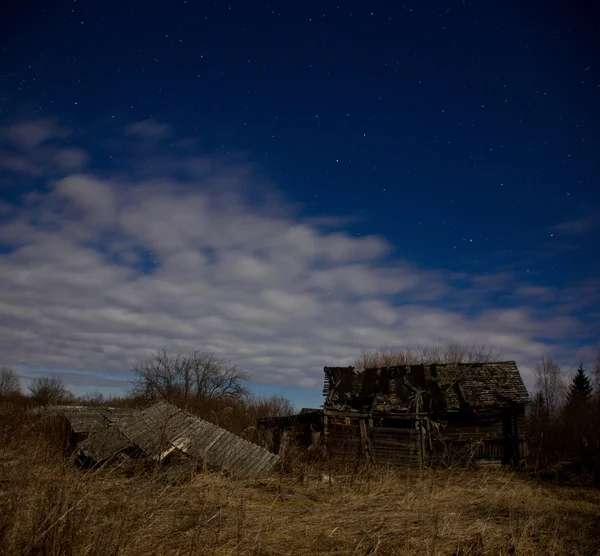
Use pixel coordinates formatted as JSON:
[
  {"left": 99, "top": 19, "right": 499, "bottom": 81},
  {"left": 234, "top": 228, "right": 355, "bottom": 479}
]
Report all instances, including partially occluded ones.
[{"left": 1, "top": 1, "right": 599, "bottom": 407}]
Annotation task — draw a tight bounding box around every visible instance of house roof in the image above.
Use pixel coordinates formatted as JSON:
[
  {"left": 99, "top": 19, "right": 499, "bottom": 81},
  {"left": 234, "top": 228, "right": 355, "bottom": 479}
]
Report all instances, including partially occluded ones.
[
  {"left": 323, "top": 361, "right": 530, "bottom": 412},
  {"left": 78, "top": 401, "right": 280, "bottom": 477},
  {"left": 30, "top": 405, "right": 135, "bottom": 434}
]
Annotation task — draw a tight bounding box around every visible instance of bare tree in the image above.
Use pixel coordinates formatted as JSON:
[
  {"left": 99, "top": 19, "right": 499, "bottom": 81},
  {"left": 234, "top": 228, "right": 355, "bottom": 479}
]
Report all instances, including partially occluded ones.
[
  {"left": 130, "top": 348, "right": 249, "bottom": 404},
  {"left": 28, "top": 376, "right": 72, "bottom": 406},
  {"left": 592, "top": 352, "right": 600, "bottom": 394},
  {"left": 0, "top": 366, "right": 20, "bottom": 397},
  {"left": 534, "top": 356, "right": 566, "bottom": 422},
  {"left": 79, "top": 390, "right": 106, "bottom": 405},
  {"left": 355, "top": 342, "right": 501, "bottom": 370}
]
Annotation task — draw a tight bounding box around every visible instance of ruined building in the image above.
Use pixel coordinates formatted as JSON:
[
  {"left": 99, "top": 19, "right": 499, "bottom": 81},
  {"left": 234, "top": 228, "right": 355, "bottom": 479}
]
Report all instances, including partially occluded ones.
[
  {"left": 258, "top": 361, "right": 530, "bottom": 467},
  {"left": 35, "top": 402, "right": 280, "bottom": 477}
]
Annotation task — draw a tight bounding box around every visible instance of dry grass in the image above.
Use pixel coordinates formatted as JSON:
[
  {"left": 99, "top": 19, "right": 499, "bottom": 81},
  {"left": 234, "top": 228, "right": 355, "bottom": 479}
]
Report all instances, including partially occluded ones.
[{"left": 1, "top": 406, "right": 600, "bottom": 555}]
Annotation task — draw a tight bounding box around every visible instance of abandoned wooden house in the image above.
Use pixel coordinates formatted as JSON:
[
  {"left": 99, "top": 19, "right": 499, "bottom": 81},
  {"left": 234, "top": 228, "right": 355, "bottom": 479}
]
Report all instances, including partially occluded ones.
[{"left": 257, "top": 361, "right": 530, "bottom": 467}]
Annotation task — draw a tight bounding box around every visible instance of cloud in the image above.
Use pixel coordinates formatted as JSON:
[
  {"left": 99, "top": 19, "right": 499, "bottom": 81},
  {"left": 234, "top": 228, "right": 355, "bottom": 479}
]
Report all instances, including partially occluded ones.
[
  {"left": 2, "top": 118, "right": 68, "bottom": 150},
  {"left": 0, "top": 117, "right": 590, "bottom": 396},
  {"left": 126, "top": 119, "right": 171, "bottom": 139},
  {"left": 55, "top": 175, "right": 117, "bottom": 227},
  {"left": 54, "top": 148, "right": 90, "bottom": 170},
  {"left": 0, "top": 119, "right": 88, "bottom": 177},
  {"left": 552, "top": 216, "right": 598, "bottom": 236}
]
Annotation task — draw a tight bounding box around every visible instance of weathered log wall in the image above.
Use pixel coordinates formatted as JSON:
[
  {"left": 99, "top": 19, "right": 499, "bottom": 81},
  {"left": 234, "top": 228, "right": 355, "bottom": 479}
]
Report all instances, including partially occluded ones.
[
  {"left": 322, "top": 406, "right": 527, "bottom": 467},
  {"left": 324, "top": 413, "right": 423, "bottom": 466}
]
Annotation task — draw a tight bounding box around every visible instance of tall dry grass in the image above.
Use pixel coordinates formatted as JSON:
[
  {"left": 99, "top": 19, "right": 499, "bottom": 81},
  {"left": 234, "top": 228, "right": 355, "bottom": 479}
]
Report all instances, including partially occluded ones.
[
  {"left": 101, "top": 393, "right": 295, "bottom": 442},
  {"left": 354, "top": 343, "right": 502, "bottom": 371},
  {"left": 1, "top": 404, "right": 599, "bottom": 556}
]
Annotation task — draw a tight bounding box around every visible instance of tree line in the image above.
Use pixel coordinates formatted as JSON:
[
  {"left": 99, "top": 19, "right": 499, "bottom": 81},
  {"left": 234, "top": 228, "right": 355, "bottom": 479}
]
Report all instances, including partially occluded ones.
[
  {"left": 528, "top": 355, "right": 600, "bottom": 476},
  {"left": 2, "top": 344, "right": 599, "bottom": 472},
  {"left": 0, "top": 352, "right": 293, "bottom": 438},
  {"left": 0, "top": 367, "right": 74, "bottom": 406},
  {"left": 0, "top": 350, "right": 257, "bottom": 408}
]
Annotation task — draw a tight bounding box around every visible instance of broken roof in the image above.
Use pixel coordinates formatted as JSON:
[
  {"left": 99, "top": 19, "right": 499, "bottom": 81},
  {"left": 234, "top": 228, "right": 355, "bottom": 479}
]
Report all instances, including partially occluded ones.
[
  {"left": 78, "top": 401, "right": 280, "bottom": 477},
  {"left": 31, "top": 406, "right": 135, "bottom": 434},
  {"left": 77, "top": 427, "right": 132, "bottom": 464},
  {"left": 323, "top": 361, "right": 530, "bottom": 412}
]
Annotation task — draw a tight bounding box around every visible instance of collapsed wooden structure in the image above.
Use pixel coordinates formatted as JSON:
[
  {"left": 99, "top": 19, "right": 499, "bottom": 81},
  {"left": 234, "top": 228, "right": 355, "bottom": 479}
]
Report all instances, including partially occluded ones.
[
  {"left": 30, "top": 405, "right": 136, "bottom": 440},
  {"left": 36, "top": 402, "right": 280, "bottom": 477},
  {"left": 258, "top": 361, "right": 530, "bottom": 467}
]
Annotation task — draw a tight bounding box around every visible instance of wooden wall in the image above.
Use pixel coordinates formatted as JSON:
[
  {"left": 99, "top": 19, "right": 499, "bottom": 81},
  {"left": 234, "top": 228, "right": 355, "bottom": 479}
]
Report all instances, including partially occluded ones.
[
  {"left": 323, "top": 406, "right": 527, "bottom": 467},
  {"left": 324, "top": 414, "right": 422, "bottom": 466}
]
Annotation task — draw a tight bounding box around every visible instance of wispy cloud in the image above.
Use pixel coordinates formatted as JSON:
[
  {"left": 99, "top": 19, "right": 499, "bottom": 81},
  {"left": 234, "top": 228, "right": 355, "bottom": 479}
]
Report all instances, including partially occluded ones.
[
  {"left": 125, "top": 119, "right": 172, "bottom": 139},
  {"left": 1, "top": 118, "right": 69, "bottom": 150},
  {"left": 0, "top": 118, "right": 592, "bottom": 394},
  {"left": 0, "top": 119, "right": 88, "bottom": 178},
  {"left": 552, "top": 215, "right": 598, "bottom": 236}
]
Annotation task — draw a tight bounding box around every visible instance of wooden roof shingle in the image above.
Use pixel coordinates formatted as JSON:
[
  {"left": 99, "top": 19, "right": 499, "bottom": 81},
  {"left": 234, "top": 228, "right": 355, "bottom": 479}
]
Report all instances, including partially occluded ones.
[
  {"left": 77, "top": 401, "right": 280, "bottom": 477},
  {"left": 323, "top": 361, "right": 529, "bottom": 412}
]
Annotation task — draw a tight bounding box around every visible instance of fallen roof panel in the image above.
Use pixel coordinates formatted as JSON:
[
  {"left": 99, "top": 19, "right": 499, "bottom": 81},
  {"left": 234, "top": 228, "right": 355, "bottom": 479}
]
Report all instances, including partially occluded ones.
[
  {"left": 77, "top": 427, "right": 132, "bottom": 463},
  {"left": 88, "top": 401, "right": 281, "bottom": 477},
  {"left": 30, "top": 406, "right": 137, "bottom": 434}
]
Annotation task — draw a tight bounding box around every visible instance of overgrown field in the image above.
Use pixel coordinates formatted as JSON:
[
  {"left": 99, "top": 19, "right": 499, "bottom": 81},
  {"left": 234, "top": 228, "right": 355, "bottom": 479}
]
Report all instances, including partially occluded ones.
[{"left": 1, "top": 407, "right": 599, "bottom": 555}]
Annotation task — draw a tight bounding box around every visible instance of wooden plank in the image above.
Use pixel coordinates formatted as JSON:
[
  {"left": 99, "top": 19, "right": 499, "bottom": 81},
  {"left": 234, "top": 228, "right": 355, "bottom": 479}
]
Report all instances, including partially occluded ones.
[
  {"left": 214, "top": 435, "right": 241, "bottom": 469},
  {"left": 235, "top": 446, "right": 263, "bottom": 476},
  {"left": 247, "top": 445, "right": 272, "bottom": 475},
  {"left": 225, "top": 439, "right": 253, "bottom": 472},
  {"left": 255, "top": 452, "right": 277, "bottom": 475},
  {"left": 229, "top": 446, "right": 249, "bottom": 475},
  {"left": 245, "top": 449, "right": 271, "bottom": 476},
  {"left": 206, "top": 437, "right": 229, "bottom": 467},
  {"left": 225, "top": 437, "right": 256, "bottom": 473}
]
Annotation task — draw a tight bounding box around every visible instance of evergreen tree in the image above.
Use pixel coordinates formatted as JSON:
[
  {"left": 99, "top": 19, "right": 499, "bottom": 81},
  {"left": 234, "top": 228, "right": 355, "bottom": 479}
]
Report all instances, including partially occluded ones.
[{"left": 566, "top": 362, "right": 593, "bottom": 405}]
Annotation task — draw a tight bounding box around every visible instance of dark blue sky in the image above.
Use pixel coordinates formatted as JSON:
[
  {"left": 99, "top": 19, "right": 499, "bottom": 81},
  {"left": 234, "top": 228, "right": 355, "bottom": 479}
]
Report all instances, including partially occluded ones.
[{"left": 1, "top": 1, "right": 599, "bottom": 405}]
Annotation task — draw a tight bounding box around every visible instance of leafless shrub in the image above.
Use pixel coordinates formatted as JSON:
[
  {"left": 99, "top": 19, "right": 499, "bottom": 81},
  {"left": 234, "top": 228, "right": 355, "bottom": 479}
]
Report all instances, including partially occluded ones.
[
  {"left": 0, "top": 366, "right": 20, "bottom": 398},
  {"left": 28, "top": 376, "right": 73, "bottom": 406},
  {"left": 534, "top": 355, "right": 566, "bottom": 422},
  {"left": 186, "top": 393, "right": 295, "bottom": 441},
  {"left": 129, "top": 350, "right": 292, "bottom": 439},
  {"left": 592, "top": 352, "right": 600, "bottom": 392},
  {"left": 129, "top": 348, "right": 249, "bottom": 405},
  {"left": 355, "top": 342, "right": 501, "bottom": 370},
  {"left": 78, "top": 390, "right": 106, "bottom": 405}
]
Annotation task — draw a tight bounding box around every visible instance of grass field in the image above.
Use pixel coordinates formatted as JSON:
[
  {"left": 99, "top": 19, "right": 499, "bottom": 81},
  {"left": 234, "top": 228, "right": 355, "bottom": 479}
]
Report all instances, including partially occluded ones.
[{"left": 1, "top": 407, "right": 599, "bottom": 555}]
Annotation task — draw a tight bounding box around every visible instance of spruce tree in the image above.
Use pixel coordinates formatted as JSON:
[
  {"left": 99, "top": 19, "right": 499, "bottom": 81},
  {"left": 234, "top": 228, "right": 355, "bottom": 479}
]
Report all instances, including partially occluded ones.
[{"left": 566, "top": 362, "right": 593, "bottom": 405}]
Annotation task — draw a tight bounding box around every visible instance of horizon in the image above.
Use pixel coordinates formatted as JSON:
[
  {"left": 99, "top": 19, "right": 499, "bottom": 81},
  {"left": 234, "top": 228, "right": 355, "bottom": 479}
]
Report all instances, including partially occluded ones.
[{"left": 8, "top": 353, "right": 596, "bottom": 412}]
